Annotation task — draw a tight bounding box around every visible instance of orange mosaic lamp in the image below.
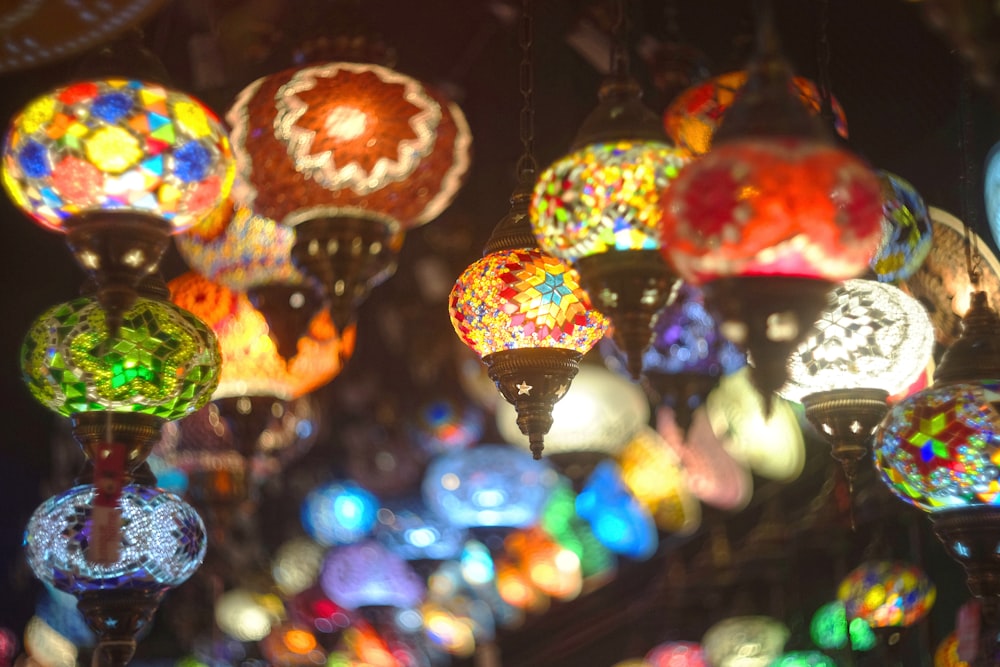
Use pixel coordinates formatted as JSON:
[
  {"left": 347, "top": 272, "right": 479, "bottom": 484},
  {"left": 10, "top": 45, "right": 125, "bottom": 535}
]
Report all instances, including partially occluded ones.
[
  {"left": 226, "top": 62, "right": 471, "bottom": 330},
  {"left": 664, "top": 70, "right": 849, "bottom": 156},
  {"left": 169, "top": 272, "right": 355, "bottom": 401}
]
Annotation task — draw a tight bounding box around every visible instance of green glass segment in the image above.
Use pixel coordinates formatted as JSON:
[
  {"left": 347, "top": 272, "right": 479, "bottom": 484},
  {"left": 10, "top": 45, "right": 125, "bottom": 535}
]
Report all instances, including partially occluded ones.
[{"left": 21, "top": 296, "right": 221, "bottom": 420}]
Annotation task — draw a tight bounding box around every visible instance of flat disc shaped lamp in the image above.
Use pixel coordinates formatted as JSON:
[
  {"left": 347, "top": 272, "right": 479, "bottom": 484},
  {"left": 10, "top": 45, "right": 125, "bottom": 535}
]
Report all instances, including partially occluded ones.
[
  {"left": 226, "top": 61, "right": 472, "bottom": 331},
  {"left": 658, "top": 8, "right": 883, "bottom": 405},
  {"left": 530, "top": 8, "right": 690, "bottom": 379},
  {"left": 2, "top": 77, "right": 234, "bottom": 332}
]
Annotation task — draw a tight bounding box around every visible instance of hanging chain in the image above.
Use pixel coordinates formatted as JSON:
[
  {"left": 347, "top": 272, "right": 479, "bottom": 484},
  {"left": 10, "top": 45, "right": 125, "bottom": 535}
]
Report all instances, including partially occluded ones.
[
  {"left": 815, "top": 0, "right": 835, "bottom": 124},
  {"left": 663, "top": 0, "right": 681, "bottom": 42},
  {"left": 516, "top": 0, "right": 536, "bottom": 180},
  {"left": 609, "top": 0, "right": 629, "bottom": 79},
  {"left": 959, "top": 71, "right": 984, "bottom": 286}
]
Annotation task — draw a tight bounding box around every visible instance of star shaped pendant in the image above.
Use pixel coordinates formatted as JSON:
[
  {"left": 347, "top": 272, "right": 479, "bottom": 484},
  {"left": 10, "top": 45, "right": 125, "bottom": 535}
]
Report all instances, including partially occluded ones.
[{"left": 516, "top": 381, "right": 533, "bottom": 395}]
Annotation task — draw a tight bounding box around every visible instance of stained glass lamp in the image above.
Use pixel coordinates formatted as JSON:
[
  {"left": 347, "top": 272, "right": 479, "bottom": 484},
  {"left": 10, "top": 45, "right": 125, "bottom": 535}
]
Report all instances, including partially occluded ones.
[
  {"left": 809, "top": 601, "right": 877, "bottom": 652},
  {"left": 422, "top": 444, "right": 559, "bottom": 528},
  {"left": 301, "top": 480, "right": 378, "bottom": 547},
  {"left": 872, "top": 171, "right": 933, "bottom": 283},
  {"left": 769, "top": 652, "right": 835, "bottom": 667},
  {"left": 838, "top": 561, "right": 936, "bottom": 628},
  {"left": 602, "top": 282, "right": 745, "bottom": 431},
  {"left": 530, "top": 74, "right": 690, "bottom": 379},
  {"left": 659, "top": 18, "right": 883, "bottom": 404},
  {"left": 701, "top": 616, "right": 789, "bottom": 667},
  {"left": 504, "top": 528, "right": 583, "bottom": 601},
  {"left": 645, "top": 641, "right": 707, "bottom": 667},
  {"left": 272, "top": 537, "right": 327, "bottom": 597},
  {"left": 984, "top": 141, "right": 1000, "bottom": 251},
  {"left": 24, "top": 483, "right": 207, "bottom": 666},
  {"left": 576, "top": 460, "right": 658, "bottom": 561},
  {"left": 169, "top": 272, "right": 354, "bottom": 400},
  {"left": 874, "top": 290, "right": 1000, "bottom": 633},
  {"left": 2, "top": 78, "right": 233, "bottom": 331},
  {"left": 783, "top": 279, "right": 934, "bottom": 493},
  {"left": 410, "top": 397, "right": 484, "bottom": 456},
  {"left": 935, "top": 632, "right": 970, "bottom": 667},
  {"left": 227, "top": 61, "right": 471, "bottom": 330},
  {"left": 495, "top": 362, "right": 648, "bottom": 457},
  {"left": 663, "top": 70, "right": 849, "bottom": 156},
  {"left": 618, "top": 426, "right": 701, "bottom": 535},
  {"left": 21, "top": 288, "right": 221, "bottom": 469},
  {"left": 539, "top": 482, "right": 616, "bottom": 579},
  {"left": 373, "top": 497, "right": 467, "bottom": 561},
  {"left": 320, "top": 540, "right": 426, "bottom": 610}
]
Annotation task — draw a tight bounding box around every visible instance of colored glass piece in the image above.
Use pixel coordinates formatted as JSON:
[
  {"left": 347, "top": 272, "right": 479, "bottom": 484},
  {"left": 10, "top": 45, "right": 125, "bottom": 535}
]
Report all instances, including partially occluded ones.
[
  {"left": 175, "top": 199, "right": 304, "bottom": 291},
  {"left": 21, "top": 294, "right": 221, "bottom": 419},
  {"left": 169, "top": 272, "right": 355, "bottom": 400},
  {"left": 227, "top": 62, "right": 471, "bottom": 229},
  {"left": 809, "top": 601, "right": 877, "bottom": 651},
  {"left": 645, "top": 641, "right": 707, "bottom": 667},
  {"left": 875, "top": 382, "right": 1000, "bottom": 511},
  {"left": 701, "top": 616, "right": 789, "bottom": 667},
  {"left": 781, "top": 279, "right": 935, "bottom": 403},
  {"left": 619, "top": 426, "right": 701, "bottom": 534},
  {"left": 495, "top": 363, "right": 648, "bottom": 455},
  {"left": 530, "top": 141, "right": 690, "bottom": 261},
  {"left": 872, "top": 171, "right": 933, "bottom": 282},
  {"left": 3, "top": 78, "right": 233, "bottom": 232},
  {"left": 320, "top": 540, "right": 426, "bottom": 610},
  {"left": 301, "top": 481, "right": 378, "bottom": 547},
  {"left": 576, "top": 460, "right": 658, "bottom": 561},
  {"left": 838, "top": 560, "right": 936, "bottom": 628},
  {"left": 24, "top": 484, "right": 206, "bottom": 595},
  {"left": 659, "top": 138, "right": 883, "bottom": 285},
  {"left": 449, "top": 247, "right": 609, "bottom": 358},
  {"left": 373, "top": 496, "right": 468, "bottom": 561},
  {"left": 422, "top": 444, "right": 559, "bottom": 528},
  {"left": 663, "top": 70, "right": 849, "bottom": 156},
  {"left": 770, "top": 652, "right": 836, "bottom": 667}
]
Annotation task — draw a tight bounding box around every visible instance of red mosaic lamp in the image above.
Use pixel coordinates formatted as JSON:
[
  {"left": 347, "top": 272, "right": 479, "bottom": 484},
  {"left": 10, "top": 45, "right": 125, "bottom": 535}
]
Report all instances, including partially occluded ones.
[{"left": 658, "top": 7, "right": 883, "bottom": 404}]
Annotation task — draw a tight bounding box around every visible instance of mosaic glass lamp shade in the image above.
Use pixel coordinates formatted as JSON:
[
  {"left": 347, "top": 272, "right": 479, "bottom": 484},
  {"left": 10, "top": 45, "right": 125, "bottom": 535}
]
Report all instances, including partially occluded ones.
[
  {"left": 410, "top": 397, "right": 484, "bottom": 456},
  {"left": 575, "top": 460, "right": 658, "bottom": 561},
  {"left": 663, "top": 70, "right": 849, "bottom": 156},
  {"left": 871, "top": 171, "right": 933, "bottom": 283},
  {"left": 701, "top": 616, "right": 789, "bottom": 667},
  {"left": 619, "top": 426, "right": 701, "bottom": 535},
  {"left": 837, "top": 560, "right": 936, "bottom": 628},
  {"left": 422, "top": 444, "right": 559, "bottom": 528},
  {"left": 372, "top": 496, "right": 467, "bottom": 561},
  {"left": 809, "top": 601, "right": 877, "bottom": 651},
  {"left": 174, "top": 199, "right": 304, "bottom": 291},
  {"left": 645, "top": 641, "right": 707, "bottom": 667},
  {"left": 770, "top": 652, "right": 835, "bottom": 667},
  {"left": 495, "top": 362, "right": 648, "bottom": 456},
  {"left": 169, "top": 272, "right": 354, "bottom": 400},
  {"left": 2, "top": 78, "right": 232, "bottom": 232},
  {"left": 320, "top": 541, "right": 426, "bottom": 610},
  {"left": 20, "top": 293, "right": 221, "bottom": 420},
  {"left": 984, "top": 140, "right": 1000, "bottom": 251},
  {"left": 301, "top": 480, "right": 378, "bottom": 547}
]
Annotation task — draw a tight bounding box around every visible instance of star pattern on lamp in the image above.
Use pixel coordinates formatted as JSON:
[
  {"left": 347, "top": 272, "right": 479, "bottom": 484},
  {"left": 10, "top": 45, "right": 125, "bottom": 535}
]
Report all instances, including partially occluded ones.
[
  {"left": 798, "top": 292, "right": 885, "bottom": 373},
  {"left": 517, "top": 381, "right": 532, "bottom": 395},
  {"left": 501, "top": 251, "right": 589, "bottom": 341}
]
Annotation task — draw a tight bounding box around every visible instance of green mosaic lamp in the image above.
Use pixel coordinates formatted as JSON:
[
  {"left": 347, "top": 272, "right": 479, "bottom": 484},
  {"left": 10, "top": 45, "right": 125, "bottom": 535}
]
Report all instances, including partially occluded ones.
[{"left": 21, "top": 280, "right": 221, "bottom": 471}]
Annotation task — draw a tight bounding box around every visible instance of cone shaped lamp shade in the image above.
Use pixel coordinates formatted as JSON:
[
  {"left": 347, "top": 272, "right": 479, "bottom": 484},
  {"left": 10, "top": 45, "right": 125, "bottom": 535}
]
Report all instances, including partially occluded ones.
[{"left": 169, "top": 272, "right": 355, "bottom": 400}]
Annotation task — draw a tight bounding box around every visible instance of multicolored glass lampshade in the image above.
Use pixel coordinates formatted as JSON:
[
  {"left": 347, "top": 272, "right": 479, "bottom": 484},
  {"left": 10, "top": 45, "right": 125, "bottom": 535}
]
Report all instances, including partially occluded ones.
[
  {"left": 837, "top": 561, "right": 936, "bottom": 628},
  {"left": 409, "top": 397, "right": 484, "bottom": 456},
  {"left": 373, "top": 496, "right": 468, "bottom": 561},
  {"left": 20, "top": 293, "right": 221, "bottom": 419},
  {"left": 2, "top": 78, "right": 233, "bottom": 232},
  {"left": 174, "top": 199, "right": 304, "bottom": 291},
  {"left": 663, "top": 70, "right": 849, "bottom": 156},
  {"left": 576, "top": 460, "right": 658, "bottom": 561},
  {"left": 934, "top": 632, "right": 970, "bottom": 667},
  {"left": 619, "top": 426, "right": 701, "bottom": 535},
  {"left": 320, "top": 541, "right": 426, "bottom": 610},
  {"left": 168, "top": 272, "right": 354, "bottom": 400},
  {"left": 449, "top": 247, "right": 608, "bottom": 358},
  {"left": 645, "top": 641, "right": 707, "bottom": 667},
  {"left": 701, "top": 616, "right": 789, "bottom": 667},
  {"left": 504, "top": 528, "right": 583, "bottom": 601},
  {"left": 226, "top": 61, "right": 471, "bottom": 230},
  {"left": 301, "top": 480, "right": 378, "bottom": 547},
  {"left": 422, "top": 444, "right": 559, "bottom": 528},
  {"left": 530, "top": 141, "right": 689, "bottom": 260},
  {"left": 872, "top": 171, "right": 933, "bottom": 283},
  {"left": 781, "top": 279, "right": 935, "bottom": 403},
  {"left": 809, "top": 601, "right": 877, "bottom": 652},
  {"left": 770, "top": 652, "right": 836, "bottom": 667},
  {"left": 24, "top": 483, "right": 207, "bottom": 595},
  {"left": 495, "top": 362, "right": 648, "bottom": 456}
]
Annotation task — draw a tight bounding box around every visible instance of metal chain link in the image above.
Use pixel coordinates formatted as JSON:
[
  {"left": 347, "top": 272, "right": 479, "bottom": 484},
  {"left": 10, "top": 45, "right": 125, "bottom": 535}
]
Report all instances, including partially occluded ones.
[
  {"left": 816, "top": 0, "right": 835, "bottom": 123},
  {"left": 960, "top": 72, "right": 984, "bottom": 286},
  {"left": 516, "top": 0, "right": 536, "bottom": 179},
  {"left": 609, "top": 0, "right": 630, "bottom": 79}
]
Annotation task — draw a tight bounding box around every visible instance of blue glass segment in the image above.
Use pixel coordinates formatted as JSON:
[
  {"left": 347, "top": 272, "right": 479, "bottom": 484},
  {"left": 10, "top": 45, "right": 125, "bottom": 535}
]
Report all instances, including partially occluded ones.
[
  {"left": 18, "top": 140, "right": 50, "bottom": 178},
  {"left": 576, "top": 460, "right": 657, "bottom": 560},
  {"left": 422, "top": 444, "right": 558, "bottom": 528},
  {"left": 301, "top": 480, "right": 378, "bottom": 547},
  {"left": 174, "top": 142, "right": 212, "bottom": 182},
  {"left": 320, "top": 540, "right": 426, "bottom": 610},
  {"left": 91, "top": 92, "right": 134, "bottom": 123},
  {"left": 373, "top": 496, "right": 467, "bottom": 561},
  {"left": 24, "top": 484, "right": 207, "bottom": 595}
]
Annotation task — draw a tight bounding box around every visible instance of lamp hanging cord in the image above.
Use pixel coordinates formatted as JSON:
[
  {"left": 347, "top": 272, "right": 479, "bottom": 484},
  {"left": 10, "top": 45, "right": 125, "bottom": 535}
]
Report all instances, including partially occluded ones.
[
  {"left": 959, "top": 71, "right": 984, "bottom": 287},
  {"left": 609, "top": 0, "right": 629, "bottom": 80},
  {"left": 815, "top": 0, "right": 835, "bottom": 123},
  {"left": 516, "top": 0, "right": 536, "bottom": 183}
]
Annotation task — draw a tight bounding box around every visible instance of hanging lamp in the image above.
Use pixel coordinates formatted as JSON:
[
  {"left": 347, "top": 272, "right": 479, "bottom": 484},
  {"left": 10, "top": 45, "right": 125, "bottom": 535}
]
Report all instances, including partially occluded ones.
[
  {"left": 530, "top": 0, "right": 689, "bottom": 379},
  {"left": 448, "top": 0, "right": 608, "bottom": 458},
  {"left": 658, "top": 2, "right": 883, "bottom": 405},
  {"left": 1, "top": 35, "right": 234, "bottom": 333}
]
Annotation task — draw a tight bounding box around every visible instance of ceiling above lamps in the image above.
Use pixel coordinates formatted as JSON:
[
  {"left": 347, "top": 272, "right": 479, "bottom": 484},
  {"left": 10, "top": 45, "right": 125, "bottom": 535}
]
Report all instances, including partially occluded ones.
[{"left": 658, "top": 5, "right": 884, "bottom": 405}]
